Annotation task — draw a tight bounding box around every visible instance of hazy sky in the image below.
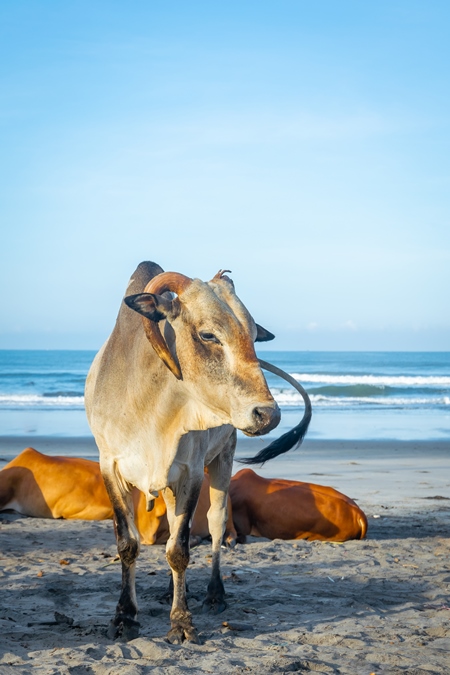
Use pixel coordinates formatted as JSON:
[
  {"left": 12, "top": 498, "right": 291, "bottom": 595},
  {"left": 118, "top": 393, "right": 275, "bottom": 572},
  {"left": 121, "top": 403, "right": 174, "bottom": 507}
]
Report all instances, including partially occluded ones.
[{"left": 1, "top": 1, "right": 449, "bottom": 350}]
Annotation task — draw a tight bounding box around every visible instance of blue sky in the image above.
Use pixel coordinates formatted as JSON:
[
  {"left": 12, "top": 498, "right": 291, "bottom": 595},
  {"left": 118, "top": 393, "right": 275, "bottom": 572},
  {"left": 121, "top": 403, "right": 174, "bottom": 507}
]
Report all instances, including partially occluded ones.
[{"left": 1, "top": 1, "right": 449, "bottom": 350}]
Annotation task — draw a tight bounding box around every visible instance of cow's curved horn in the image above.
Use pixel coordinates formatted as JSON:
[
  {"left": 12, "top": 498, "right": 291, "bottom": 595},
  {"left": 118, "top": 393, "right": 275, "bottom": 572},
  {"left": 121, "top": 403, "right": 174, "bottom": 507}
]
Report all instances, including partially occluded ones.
[
  {"left": 142, "top": 272, "right": 193, "bottom": 380},
  {"left": 144, "top": 271, "right": 192, "bottom": 296}
]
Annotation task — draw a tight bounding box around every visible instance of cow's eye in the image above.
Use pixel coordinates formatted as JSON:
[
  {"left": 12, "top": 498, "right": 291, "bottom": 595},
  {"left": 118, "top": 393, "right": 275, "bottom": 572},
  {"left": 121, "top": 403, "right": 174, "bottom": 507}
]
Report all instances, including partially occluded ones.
[{"left": 199, "top": 332, "right": 221, "bottom": 344}]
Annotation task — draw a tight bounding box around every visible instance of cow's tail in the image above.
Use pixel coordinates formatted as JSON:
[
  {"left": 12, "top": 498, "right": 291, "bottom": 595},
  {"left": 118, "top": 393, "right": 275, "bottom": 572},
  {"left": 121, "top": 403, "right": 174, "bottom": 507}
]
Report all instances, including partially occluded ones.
[
  {"left": 239, "top": 359, "right": 312, "bottom": 465},
  {"left": 357, "top": 510, "right": 368, "bottom": 540}
]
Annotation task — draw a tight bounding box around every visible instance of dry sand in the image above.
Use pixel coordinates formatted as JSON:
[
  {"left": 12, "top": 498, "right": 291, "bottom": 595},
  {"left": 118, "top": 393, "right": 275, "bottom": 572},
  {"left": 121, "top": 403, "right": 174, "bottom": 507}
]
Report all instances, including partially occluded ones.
[{"left": 0, "top": 437, "right": 449, "bottom": 674}]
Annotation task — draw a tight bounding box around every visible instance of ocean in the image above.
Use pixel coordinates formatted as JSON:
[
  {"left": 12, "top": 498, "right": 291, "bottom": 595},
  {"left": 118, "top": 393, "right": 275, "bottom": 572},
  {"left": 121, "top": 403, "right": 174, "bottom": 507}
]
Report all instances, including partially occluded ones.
[{"left": 0, "top": 350, "right": 449, "bottom": 442}]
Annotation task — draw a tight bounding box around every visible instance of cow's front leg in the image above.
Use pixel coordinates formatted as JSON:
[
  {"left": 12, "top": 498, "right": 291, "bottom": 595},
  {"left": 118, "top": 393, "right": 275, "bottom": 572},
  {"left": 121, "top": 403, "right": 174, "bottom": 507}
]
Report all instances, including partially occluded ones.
[
  {"left": 162, "top": 477, "right": 203, "bottom": 644},
  {"left": 101, "top": 460, "right": 140, "bottom": 641},
  {"left": 203, "top": 434, "right": 235, "bottom": 614}
]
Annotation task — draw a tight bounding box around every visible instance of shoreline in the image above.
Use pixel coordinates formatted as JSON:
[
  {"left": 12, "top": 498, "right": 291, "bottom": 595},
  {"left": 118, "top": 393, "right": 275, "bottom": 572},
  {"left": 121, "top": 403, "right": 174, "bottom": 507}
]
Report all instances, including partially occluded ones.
[{"left": 1, "top": 434, "right": 449, "bottom": 454}]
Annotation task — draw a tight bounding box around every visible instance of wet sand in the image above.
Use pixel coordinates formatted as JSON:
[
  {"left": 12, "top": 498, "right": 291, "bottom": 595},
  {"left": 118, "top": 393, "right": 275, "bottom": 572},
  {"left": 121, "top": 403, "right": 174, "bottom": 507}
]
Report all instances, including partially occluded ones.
[{"left": 0, "top": 436, "right": 449, "bottom": 674}]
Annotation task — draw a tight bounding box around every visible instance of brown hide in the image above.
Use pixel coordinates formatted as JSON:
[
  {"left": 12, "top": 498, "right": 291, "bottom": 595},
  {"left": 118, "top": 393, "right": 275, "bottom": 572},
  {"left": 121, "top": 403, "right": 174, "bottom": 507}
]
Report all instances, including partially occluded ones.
[
  {"left": 0, "top": 448, "right": 113, "bottom": 520},
  {"left": 0, "top": 449, "right": 236, "bottom": 546},
  {"left": 229, "top": 468, "right": 368, "bottom": 543}
]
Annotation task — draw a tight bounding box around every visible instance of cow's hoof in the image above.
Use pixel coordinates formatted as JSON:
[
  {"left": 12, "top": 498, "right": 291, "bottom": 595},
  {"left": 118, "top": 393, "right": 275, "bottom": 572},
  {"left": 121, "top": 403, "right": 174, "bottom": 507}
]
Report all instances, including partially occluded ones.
[
  {"left": 202, "top": 597, "right": 226, "bottom": 615},
  {"left": 166, "top": 625, "right": 200, "bottom": 645},
  {"left": 107, "top": 616, "right": 140, "bottom": 641},
  {"left": 225, "top": 536, "right": 236, "bottom": 549}
]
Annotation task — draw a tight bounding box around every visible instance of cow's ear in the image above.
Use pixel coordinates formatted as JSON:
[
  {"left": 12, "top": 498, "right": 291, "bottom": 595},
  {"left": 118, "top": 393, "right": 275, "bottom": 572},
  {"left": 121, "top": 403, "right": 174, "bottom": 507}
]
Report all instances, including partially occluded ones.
[
  {"left": 255, "top": 323, "right": 275, "bottom": 342},
  {"left": 124, "top": 293, "right": 175, "bottom": 322}
]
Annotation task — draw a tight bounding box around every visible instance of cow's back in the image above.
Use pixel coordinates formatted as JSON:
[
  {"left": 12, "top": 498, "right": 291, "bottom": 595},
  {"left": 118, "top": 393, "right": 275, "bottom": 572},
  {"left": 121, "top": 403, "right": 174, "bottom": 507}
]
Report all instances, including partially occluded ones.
[
  {"left": 85, "top": 261, "right": 164, "bottom": 429},
  {"left": 0, "top": 448, "right": 113, "bottom": 520},
  {"left": 229, "top": 468, "right": 367, "bottom": 542}
]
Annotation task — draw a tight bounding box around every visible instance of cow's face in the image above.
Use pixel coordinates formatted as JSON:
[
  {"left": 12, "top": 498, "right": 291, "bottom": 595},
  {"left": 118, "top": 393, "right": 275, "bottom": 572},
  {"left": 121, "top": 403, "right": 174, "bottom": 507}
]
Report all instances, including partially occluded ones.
[{"left": 124, "top": 272, "right": 280, "bottom": 436}]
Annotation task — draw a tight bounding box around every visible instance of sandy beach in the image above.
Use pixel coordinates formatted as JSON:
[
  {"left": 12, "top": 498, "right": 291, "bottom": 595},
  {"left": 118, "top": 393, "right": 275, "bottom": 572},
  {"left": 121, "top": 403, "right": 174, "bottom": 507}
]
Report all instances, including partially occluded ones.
[{"left": 0, "top": 436, "right": 449, "bottom": 674}]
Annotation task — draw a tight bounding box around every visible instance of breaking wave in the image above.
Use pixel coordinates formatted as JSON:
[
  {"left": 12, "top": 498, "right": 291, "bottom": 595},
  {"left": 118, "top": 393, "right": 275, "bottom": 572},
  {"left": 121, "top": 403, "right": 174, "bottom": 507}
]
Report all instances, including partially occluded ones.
[
  {"left": 291, "top": 373, "right": 450, "bottom": 387},
  {"left": 272, "top": 389, "right": 450, "bottom": 410},
  {"left": 0, "top": 394, "right": 85, "bottom": 409}
]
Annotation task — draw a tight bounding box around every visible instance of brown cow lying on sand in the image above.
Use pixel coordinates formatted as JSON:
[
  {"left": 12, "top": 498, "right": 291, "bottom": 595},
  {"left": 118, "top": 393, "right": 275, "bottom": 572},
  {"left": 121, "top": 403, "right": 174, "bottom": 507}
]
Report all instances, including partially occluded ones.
[
  {"left": 229, "top": 468, "right": 367, "bottom": 543},
  {"left": 0, "top": 448, "right": 236, "bottom": 547}
]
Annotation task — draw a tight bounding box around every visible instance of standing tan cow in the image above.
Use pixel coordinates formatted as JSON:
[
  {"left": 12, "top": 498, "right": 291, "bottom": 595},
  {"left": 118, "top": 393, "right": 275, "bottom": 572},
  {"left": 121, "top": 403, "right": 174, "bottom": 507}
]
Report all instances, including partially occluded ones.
[{"left": 84, "top": 262, "right": 310, "bottom": 643}]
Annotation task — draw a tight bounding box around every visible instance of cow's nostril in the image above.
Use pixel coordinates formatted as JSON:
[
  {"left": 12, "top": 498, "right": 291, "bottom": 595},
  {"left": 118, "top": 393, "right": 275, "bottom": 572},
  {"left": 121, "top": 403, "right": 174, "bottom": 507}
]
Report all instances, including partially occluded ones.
[
  {"left": 253, "top": 407, "right": 265, "bottom": 422},
  {"left": 252, "top": 405, "right": 281, "bottom": 432}
]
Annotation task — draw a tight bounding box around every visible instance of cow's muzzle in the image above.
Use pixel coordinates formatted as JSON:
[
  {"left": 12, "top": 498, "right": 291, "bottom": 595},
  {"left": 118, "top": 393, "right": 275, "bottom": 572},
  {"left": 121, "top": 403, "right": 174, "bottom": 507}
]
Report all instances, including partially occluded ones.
[{"left": 242, "top": 403, "right": 281, "bottom": 437}]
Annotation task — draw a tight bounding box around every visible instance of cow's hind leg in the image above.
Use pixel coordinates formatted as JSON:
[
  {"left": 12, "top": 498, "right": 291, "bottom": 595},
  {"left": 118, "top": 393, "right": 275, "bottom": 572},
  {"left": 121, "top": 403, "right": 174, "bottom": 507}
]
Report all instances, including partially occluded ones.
[
  {"left": 203, "top": 435, "right": 235, "bottom": 614},
  {"left": 101, "top": 461, "right": 140, "bottom": 641},
  {"left": 162, "top": 476, "right": 203, "bottom": 645}
]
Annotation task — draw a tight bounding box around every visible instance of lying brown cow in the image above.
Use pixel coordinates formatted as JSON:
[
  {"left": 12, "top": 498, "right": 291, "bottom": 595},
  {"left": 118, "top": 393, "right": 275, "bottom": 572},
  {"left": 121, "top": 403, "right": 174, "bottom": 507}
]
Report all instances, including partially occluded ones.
[
  {"left": 229, "top": 468, "right": 367, "bottom": 542},
  {"left": 0, "top": 448, "right": 236, "bottom": 547}
]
